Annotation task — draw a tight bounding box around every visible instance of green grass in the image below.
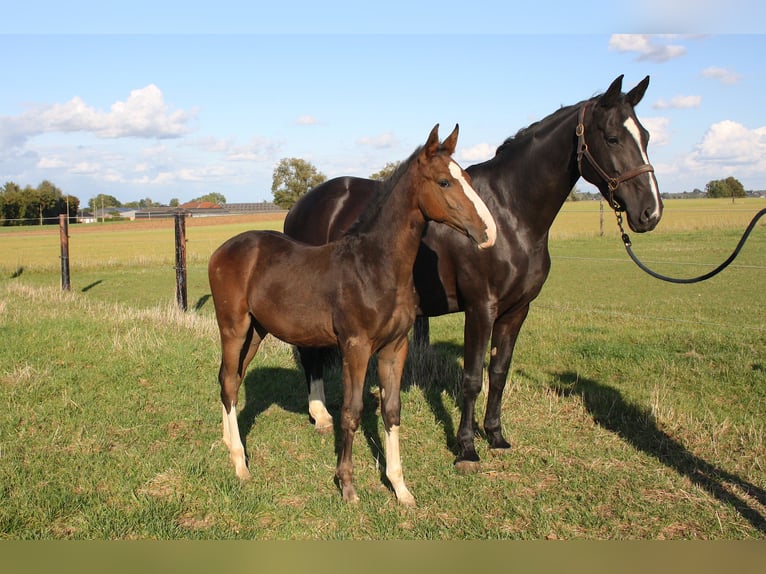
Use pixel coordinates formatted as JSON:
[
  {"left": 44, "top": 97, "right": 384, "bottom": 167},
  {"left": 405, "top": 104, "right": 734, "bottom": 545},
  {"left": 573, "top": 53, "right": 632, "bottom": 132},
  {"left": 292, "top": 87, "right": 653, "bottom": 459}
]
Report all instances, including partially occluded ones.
[{"left": 0, "top": 202, "right": 764, "bottom": 539}]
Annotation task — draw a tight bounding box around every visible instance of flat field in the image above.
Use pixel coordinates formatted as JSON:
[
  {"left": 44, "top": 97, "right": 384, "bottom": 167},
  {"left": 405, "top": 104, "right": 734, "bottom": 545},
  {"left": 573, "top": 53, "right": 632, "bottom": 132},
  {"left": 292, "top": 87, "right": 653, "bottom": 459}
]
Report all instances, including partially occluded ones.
[{"left": 0, "top": 198, "right": 764, "bottom": 539}]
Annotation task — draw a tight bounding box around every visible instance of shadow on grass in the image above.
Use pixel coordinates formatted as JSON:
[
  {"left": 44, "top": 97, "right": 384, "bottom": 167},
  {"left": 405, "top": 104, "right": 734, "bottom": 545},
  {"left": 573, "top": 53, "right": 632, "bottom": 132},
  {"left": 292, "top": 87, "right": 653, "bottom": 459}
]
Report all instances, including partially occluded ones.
[
  {"left": 550, "top": 370, "right": 766, "bottom": 534},
  {"left": 193, "top": 294, "right": 211, "bottom": 311},
  {"left": 231, "top": 337, "right": 469, "bottom": 497},
  {"left": 81, "top": 280, "right": 103, "bottom": 292},
  {"left": 236, "top": 364, "right": 389, "bottom": 495}
]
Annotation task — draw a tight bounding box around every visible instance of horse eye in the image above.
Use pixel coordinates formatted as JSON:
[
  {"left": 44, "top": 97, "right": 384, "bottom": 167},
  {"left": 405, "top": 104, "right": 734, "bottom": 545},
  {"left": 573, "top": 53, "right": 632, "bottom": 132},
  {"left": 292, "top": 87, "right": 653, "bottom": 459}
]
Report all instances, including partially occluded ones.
[
  {"left": 606, "top": 136, "right": 619, "bottom": 145},
  {"left": 438, "top": 179, "right": 451, "bottom": 188}
]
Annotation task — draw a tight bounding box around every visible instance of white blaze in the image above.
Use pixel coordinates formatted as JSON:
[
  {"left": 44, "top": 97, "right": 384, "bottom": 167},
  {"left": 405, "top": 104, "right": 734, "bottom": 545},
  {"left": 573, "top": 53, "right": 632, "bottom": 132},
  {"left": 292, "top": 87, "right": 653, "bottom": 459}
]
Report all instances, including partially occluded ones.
[
  {"left": 448, "top": 161, "right": 497, "bottom": 248},
  {"left": 624, "top": 117, "right": 662, "bottom": 219}
]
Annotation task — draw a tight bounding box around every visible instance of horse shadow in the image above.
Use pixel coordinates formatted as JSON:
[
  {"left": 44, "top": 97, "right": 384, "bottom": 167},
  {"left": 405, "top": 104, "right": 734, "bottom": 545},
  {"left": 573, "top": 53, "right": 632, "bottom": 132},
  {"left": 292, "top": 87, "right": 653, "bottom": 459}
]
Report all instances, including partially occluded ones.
[
  {"left": 234, "top": 338, "right": 467, "bottom": 495},
  {"left": 549, "top": 370, "right": 766, "bottom": 534},
  {"left": 236, "top": 363, "right": 392, "bottom": 492}
]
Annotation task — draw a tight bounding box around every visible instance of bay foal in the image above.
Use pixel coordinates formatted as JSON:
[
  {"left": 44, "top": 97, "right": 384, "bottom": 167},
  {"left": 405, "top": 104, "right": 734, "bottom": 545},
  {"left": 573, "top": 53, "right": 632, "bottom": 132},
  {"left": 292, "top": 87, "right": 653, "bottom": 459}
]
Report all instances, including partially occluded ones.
[{"left": 208, "top": 125, "right": 496, "bottom": 505}]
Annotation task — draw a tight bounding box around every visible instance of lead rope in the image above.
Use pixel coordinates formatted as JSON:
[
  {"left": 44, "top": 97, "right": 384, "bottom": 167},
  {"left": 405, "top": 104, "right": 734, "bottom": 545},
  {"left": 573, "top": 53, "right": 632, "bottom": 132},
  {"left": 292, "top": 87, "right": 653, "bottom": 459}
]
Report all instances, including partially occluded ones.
[{"left": 615, "top": 208, "right": 766, "bottom": 284}]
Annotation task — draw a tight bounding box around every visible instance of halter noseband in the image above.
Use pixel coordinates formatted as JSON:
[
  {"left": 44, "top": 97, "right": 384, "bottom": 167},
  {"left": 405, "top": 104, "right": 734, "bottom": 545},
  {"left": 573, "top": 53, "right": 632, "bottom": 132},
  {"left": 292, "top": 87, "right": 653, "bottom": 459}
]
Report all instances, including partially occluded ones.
[{"left": 575, "top": 102, "right": 655, "bottom": 211}]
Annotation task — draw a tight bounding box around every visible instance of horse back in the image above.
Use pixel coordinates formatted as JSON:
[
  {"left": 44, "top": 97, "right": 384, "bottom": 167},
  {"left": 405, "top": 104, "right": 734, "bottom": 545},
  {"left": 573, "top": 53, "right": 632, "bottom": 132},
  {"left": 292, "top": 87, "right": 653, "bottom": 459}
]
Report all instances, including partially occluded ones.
[{"left": 284, "top": 176, "right": 382, "bottom": 244}]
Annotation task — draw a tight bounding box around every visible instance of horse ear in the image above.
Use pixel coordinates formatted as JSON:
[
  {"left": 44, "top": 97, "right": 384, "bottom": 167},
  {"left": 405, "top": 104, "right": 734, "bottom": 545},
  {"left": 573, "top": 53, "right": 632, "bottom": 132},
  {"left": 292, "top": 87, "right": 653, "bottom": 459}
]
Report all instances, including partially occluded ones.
[
  {"left": 440, "top": 124, "right": 459, "bottom": 155},
  {"left": 425, "top": 124, "right": 440, "bottom": 157},
  {"left": 599, "top": 74, "right": 624, "bottom": 108},
  {"left": 626, "top": 75, "right": 650, "bottom": 107}
]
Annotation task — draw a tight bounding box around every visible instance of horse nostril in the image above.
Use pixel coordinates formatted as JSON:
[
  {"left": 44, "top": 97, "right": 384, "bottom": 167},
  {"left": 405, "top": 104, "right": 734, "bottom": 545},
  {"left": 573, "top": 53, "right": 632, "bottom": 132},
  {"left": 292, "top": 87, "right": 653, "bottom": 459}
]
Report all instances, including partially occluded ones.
[{"left": 641, "top": 206, "right": 655, "bottom": 223}]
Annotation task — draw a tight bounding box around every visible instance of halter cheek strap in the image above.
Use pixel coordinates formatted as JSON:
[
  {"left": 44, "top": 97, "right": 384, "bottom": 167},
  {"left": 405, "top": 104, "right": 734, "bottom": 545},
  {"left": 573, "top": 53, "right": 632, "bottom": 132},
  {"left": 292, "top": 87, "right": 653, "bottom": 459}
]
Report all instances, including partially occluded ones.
[{"left": 575, "top": 102, "right": 655, "bottom": 210}]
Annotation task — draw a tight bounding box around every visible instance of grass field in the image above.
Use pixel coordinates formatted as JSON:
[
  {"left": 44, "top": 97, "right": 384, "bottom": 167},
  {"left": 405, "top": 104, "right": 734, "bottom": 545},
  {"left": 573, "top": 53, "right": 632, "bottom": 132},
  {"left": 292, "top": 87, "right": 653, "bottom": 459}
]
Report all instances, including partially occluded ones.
[{"left": 0, "top": 199, "right": 764, "bottom": 539}]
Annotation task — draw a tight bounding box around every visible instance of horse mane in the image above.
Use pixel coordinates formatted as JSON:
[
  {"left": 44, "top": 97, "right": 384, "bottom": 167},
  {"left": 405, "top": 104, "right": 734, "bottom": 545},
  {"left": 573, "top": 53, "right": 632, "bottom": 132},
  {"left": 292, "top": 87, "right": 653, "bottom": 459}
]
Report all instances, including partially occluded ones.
[
  {"left": 494, "top": 97, "right": 595, "bottom": 156},
  {"left": 344, "top": 145, "right": 424, "bottom": 237}
]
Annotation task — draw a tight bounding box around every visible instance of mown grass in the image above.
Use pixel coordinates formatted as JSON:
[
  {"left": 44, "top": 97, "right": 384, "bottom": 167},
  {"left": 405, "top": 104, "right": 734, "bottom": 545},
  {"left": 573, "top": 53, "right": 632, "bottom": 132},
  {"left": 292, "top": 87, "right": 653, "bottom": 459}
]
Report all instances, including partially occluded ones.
[{"left": 0, "top": 200, "right": 764, "bottom": 539}]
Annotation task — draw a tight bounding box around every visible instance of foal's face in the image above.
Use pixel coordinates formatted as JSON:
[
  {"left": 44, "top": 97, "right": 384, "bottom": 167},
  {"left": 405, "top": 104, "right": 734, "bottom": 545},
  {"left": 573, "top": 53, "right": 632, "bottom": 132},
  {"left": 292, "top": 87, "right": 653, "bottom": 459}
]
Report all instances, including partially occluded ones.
[{"left": 417, "top": 152, "right": 497, "bottom": 249}]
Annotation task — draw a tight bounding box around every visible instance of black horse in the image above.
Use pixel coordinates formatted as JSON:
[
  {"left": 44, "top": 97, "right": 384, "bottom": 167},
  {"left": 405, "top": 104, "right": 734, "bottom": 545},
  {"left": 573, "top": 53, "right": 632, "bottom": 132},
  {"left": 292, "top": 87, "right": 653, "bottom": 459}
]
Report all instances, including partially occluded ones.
[{"left": 284, "top": 75, "right": 662, "bottom": 471}]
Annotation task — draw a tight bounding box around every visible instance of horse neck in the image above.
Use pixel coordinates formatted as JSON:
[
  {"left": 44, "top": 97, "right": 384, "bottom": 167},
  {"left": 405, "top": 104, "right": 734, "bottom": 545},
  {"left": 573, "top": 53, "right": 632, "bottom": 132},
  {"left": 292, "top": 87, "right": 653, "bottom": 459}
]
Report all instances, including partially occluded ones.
[
  {"left": 482, "top": 102, "right": 584, "bottom": 233},
  {"left": 349, "top": 170, "right": 426, "bottom": 282}
]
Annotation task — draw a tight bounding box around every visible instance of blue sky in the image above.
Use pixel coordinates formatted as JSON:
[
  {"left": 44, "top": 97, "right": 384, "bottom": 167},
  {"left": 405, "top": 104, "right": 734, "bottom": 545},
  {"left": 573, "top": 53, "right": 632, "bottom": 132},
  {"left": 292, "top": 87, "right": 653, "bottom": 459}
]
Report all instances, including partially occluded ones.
[{"left": 1, "top": 3, "right": 765, "bottom": 205}]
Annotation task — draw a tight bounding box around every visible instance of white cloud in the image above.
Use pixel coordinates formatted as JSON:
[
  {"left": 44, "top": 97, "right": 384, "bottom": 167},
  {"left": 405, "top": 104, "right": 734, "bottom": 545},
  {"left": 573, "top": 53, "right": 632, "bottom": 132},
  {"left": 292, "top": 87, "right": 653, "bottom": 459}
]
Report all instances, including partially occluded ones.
[
  {"left": 296, "top": 115, "right": 319, "bottom": 125},
  {"left": 457, "top": 142, "right": 494, "bottom": 163},
  {"left": 0, "top": 84, "right": 196, "bottom": 149},
  {"left": 694, "top": 120, "right": 766, "bottom": 164},
  {"left": 676, "top": 120, "right": 766, "bottom": 184},
  {"left": 652, "top": 95, "right": 702, "bottom": 110},
  {"left": 37, "top": 157, "right": 67, "bottom": 169},
  {"left": 186, "top": 135, "right": 281, "bottom": 162},
  {"left": 357, "top": 132, "right": 397, "bottom": 149},
  {"left": 701, "top": 66, "right": 741, "bottom": 85},
  {"left": 608, "top": 34, "right": 687, "bottom": 62},
  {"left": 641, "top": 117, "right": 671, "bottom": 146}
]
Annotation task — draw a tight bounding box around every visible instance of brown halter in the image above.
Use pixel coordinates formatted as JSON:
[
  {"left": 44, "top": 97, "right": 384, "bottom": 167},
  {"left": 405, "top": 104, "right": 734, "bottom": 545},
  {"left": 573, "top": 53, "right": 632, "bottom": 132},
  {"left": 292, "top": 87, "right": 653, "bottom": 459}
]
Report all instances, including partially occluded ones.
[{"left": 575, "top": 102, "right": 655, "bottom": 210}]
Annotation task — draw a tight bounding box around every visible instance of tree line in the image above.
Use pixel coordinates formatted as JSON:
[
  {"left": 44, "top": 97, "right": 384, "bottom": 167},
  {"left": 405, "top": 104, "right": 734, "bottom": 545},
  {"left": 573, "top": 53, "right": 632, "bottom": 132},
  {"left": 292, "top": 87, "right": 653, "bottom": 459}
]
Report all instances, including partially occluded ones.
[
  {"left": 0, "top": 181, "right": 80, "bottom": 226},
  {"left": 1, "top": 171, "right": 754, "bottom": 226}
]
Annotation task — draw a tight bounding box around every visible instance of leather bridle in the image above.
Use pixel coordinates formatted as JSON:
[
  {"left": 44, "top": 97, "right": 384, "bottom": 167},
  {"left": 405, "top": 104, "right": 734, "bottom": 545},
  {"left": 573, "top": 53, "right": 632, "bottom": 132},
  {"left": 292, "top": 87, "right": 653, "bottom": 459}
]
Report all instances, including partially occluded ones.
[{"left": 575, "top": 102, "right": 655, "bottom": 211}]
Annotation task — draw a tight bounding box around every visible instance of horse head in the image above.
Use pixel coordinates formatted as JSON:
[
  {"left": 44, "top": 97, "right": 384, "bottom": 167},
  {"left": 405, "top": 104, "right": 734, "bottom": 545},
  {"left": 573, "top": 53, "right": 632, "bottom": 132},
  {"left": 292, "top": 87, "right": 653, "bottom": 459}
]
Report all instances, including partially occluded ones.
[
  {"left": 416, "top": 124, "right": 497, "bottom": 249},
  {"left": 577, "top": 75, "right": 663, "bottom": 233}
]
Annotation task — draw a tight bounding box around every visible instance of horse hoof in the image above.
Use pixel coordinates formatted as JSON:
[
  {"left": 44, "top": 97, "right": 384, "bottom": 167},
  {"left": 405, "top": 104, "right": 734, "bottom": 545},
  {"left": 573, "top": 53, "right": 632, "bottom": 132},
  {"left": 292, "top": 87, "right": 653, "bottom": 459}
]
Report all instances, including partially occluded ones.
[
  {"left": 342, "top": 489, "right": 360, "bottom": 504},
  {"left": 489, "top": 445, "right": 512, "bottom": 456},
  {"left": 314, "top": 422, "right": 334, "bottom": 435},
  {"left": 235, "top": 466, "right": 252, "bottom": 481},
  {"left": 397, "top": 492, "right": 416, "bottom": 507},
  {"left": 454, "top": 460, "right": 481, "bottom": 474}
]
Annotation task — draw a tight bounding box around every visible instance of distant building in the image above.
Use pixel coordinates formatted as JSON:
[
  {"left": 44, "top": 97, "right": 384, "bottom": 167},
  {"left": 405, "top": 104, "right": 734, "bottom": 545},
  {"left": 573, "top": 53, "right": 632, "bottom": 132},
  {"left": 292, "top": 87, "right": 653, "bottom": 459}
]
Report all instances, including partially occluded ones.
[{"left": 225, "top": 202, "right": 283, "bottom": 213}]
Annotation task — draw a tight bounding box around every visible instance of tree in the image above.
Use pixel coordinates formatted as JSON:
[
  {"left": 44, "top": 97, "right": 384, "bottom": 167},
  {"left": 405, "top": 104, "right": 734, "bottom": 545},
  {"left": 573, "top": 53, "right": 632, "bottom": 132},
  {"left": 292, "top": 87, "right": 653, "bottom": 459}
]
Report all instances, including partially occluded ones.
[
  {"left": 191, "top": 192, "right": 226, "bottom": 205},
  {"left": 271, "top": 158, "right": 326, "bottom": 209},
  {"left": 88, "top": 194, "right": 122, "bottom": 211},
  {"left": 705, "top": 177, "right": 746, "bottom": 200},
  {"left": 369, "top": 161, "right": 400, "bottom": 181}
]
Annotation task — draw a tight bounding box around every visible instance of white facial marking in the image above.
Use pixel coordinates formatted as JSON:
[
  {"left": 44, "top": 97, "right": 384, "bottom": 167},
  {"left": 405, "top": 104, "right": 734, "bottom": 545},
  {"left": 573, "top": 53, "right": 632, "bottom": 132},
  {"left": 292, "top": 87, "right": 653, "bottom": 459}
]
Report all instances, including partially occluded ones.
[
  {"left": 448, "top": 161, "right": 497, "bottom": 248},
  {"left": 624, "top": 117, "right": 661, "bottom": 219}
]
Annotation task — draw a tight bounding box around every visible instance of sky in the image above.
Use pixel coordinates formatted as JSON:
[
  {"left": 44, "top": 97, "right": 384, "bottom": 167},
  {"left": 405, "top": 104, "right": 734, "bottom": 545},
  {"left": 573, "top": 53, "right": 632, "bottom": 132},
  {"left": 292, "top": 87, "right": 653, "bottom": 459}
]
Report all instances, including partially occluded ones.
[{"left": 1, "top": 2, "right": 766, "bottom": 206}]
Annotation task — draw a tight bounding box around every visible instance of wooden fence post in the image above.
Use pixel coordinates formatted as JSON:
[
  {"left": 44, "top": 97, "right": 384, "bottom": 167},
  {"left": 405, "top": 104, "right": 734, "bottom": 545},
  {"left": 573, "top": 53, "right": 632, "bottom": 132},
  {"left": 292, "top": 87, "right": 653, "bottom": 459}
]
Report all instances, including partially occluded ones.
[
  {"left": 59, "top": 214, "right": 71, "bottom": 291},
  {"left": 175, "top": 212, "right": 188, "bottom": 311}
]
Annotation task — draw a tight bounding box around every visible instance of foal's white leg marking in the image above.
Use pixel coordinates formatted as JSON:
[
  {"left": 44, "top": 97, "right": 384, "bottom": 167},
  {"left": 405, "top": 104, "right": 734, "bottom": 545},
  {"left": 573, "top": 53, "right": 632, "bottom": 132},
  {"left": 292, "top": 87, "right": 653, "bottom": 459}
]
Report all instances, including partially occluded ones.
[
  {"left": 448, "top": 161, "right": 497, "bottom": 249},
  {"left": 624, "top": 117, "right": 662, "bottom": 219},
  {"left": 385, "top": 425, "right": 415, "bottom": 506},
  {"left": 223, "top": 403, "right": 251, "bottom": 480},
  {"left": 308, "top": 377, "right": 333, "bottom": 431}
]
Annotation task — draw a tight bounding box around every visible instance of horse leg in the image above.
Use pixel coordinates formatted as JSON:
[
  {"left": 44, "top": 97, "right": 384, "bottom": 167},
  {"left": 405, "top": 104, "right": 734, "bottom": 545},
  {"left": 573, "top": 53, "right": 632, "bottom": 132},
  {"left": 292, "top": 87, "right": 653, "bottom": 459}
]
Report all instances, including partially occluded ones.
[
  {"left": 377, "top": 337, "right": 415, "bottom": 506},
  {"left": 336, "top": 342, "right": 371, "bottom": 503},
  {"left": 484, "top": 305, "right": 529, "bottom": 452},
  {"left": 297, "top": 346, "right": 333, "bottom": 433},
  {"left": 454, "top": 307, "right": 494, "bottom": 473},
  {"left": 218, "top": 317, "right": 262, "bottom": 481},
  {"left": 412, "top": 316, "right": 430, "bottom": 348}
]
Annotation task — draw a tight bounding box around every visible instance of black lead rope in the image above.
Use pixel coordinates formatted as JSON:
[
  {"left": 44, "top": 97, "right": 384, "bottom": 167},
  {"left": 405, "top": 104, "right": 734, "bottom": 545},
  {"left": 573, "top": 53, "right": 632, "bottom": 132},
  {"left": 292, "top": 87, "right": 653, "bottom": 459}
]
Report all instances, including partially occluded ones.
[{"left": 616, "top": 207, "right": 766, "bottom": 284}]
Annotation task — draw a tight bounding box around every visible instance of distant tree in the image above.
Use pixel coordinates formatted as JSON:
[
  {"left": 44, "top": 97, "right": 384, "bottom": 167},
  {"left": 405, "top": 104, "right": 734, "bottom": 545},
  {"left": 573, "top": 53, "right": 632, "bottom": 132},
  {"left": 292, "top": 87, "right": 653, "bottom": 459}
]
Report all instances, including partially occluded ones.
[
  {"left": 0, "top": 180, "right": 74, "bottom": 225},
  {"left": 370, "top": 161, "right": 400, "bottom": 181},
  {"left": 191, "top": 192, "right": 226, "bottom": 206},
  {"left": 271, "top": 158, "right": 326, "bottom": 209},
  {"left": 88, "top": 194, "right": 122, "bottom": 211},
  {"left": 705, "top": 177, "right": 746, "bottom": 200},
  {"left": 169, "top": 198, "right": 180, "bottom": 207}
]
